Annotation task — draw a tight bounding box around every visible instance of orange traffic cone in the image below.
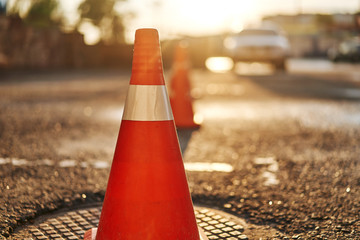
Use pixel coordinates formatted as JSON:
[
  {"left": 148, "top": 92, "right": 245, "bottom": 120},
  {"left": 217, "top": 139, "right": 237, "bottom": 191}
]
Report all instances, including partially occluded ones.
[
  {"left": 83, "top": 29, "right": 206, "bottom": 240},
  {"left": 170, "top": 42, "right": 200, "bottom": 128}
]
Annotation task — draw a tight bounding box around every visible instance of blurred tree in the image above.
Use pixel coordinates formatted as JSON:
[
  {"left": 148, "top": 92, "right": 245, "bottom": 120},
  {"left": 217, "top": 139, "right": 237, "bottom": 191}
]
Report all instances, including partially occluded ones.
[
  {"left": 78, "top": 0, "right": 126, "bottom": 44},
  {"left": 25, "top": 0, "right": 61, "bottom": 28},
  {"left": 7, "top": 0, "right": 129, "bottom": 43},
  {"left": 7, "top": 0, "right": 62, "bottom": 28},
  {"left": 78, "top": 0, "right": 113, "bottom": 26}
]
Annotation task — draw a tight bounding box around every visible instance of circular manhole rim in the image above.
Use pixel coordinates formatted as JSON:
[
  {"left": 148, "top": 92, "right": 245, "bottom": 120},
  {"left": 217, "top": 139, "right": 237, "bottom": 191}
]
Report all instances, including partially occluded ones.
[{"left": 12, "top": 203, "right": 249, "bottom": 240}]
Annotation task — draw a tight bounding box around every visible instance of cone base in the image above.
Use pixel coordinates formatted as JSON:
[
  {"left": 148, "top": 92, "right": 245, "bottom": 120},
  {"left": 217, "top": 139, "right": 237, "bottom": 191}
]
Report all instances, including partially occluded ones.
[
  {"left": 95, "top": 121, "right": 200, "bottom": 239},
  {"left": 83, "top": 228, "right": 97, "bottom": 240},
  {"left": 83, "top": 227, "right": 209, "bottom": 240}
]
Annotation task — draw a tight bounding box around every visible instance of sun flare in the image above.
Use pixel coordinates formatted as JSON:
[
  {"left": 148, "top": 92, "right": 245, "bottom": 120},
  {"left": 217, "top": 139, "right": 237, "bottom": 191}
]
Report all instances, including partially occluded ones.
[{"left": 165, "top": 0, "right": 258, "bottom": 35}]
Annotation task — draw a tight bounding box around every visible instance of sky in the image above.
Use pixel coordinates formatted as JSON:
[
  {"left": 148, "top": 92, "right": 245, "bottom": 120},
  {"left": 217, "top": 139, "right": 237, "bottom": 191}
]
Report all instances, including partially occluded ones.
[
  {"left": 121, "top": 0, "right": 359, "bottom": 37},
  {"left": 56, "top": 0, "right": 360, "bottom": 44}
]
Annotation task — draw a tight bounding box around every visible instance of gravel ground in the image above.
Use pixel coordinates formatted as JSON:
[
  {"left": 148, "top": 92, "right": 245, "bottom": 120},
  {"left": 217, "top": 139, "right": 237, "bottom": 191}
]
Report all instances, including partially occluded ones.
[
  {"left": 186, "top": 120, "right": 360, "bottom": 239},
  {"left": 1, "top": 69, "right": 360, "bottom": 239}
]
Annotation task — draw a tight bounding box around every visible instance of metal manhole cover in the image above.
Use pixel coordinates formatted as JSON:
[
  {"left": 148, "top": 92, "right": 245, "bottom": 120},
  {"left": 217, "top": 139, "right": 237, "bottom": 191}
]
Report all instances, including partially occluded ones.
[{"left": 12, "top": 205, "right": 248, "bottom": 240}]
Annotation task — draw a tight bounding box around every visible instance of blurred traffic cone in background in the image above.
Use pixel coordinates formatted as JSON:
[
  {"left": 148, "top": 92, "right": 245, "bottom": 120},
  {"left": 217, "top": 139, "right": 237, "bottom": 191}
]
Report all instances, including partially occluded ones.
[
  {"left": 170, "top": 42, "right": 200, "bottom": 128},
  {"left": 84, "top": 28, "right": 205, "bottom": 240}
]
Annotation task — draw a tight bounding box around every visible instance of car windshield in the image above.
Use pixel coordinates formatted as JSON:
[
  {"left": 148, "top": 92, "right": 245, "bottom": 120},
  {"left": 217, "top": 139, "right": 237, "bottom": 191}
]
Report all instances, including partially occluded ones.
[{"left": 238, "top": 29, "right": 278, "bottom": 36}]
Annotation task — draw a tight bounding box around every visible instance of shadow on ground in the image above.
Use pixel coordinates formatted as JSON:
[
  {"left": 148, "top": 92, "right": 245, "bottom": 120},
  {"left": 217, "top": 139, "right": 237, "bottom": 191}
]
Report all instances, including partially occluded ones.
[{"left": 177, "top": 128, "right": 198, "bottom": 154}]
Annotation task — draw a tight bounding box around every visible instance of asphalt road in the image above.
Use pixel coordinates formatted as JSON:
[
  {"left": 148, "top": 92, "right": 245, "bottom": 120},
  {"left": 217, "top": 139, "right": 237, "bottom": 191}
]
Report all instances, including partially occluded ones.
[{"left": 1, "top": 59, "right": 360, "bottom": 239}]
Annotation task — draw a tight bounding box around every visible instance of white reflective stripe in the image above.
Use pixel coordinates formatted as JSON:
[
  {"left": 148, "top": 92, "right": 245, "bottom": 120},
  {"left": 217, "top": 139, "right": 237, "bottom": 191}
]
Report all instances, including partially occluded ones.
[{"left": 122, "top": 85, "right": 173, "bottom": 121}]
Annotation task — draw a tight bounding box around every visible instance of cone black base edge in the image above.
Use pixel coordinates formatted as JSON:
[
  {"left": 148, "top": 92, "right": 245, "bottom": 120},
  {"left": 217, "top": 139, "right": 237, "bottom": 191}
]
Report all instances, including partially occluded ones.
[
  {"left": 83, "top": 227, "right": 209, "bottom": 240},
  {"left": 176, "top": 123, "right": 201, "bottom": 130}
]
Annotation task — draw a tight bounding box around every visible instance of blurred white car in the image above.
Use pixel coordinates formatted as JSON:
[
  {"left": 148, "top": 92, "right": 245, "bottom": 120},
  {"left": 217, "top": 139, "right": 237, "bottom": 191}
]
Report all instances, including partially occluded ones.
[{"left": 224, "top": 28, "right": 290, "bottom": 70}]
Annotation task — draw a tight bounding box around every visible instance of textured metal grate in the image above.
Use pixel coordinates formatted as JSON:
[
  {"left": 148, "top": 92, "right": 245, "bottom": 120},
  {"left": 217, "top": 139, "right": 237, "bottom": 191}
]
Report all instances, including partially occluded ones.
[
  {"left": 13, "top": 206, "right": 248, "bottom": 240},
  {"left": 195, "top": 208, "right": 247, "bottom": 240}
]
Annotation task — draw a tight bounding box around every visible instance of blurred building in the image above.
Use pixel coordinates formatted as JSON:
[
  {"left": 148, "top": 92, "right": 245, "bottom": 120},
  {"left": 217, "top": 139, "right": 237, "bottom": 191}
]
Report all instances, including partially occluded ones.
[
  {"left": 0, "top": 15, "right": 133, "bottom": 70},
  {"left": 263, "top": 13, "right": 358, "bottom": 57},
  {"left": 0, "top": 16, "right": 83, "bottom": 69},
  {"left": 3, "top": 12, "right": 359, "bottom": 70}
]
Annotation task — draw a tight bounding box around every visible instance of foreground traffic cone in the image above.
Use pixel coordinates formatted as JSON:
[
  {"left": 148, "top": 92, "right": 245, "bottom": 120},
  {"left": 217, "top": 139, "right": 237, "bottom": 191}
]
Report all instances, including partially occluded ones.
[
  {"left": 170, "top": 42, "right": 200, "bottom": 128},
  {"left": 84, "top": 29, "right": 207, "bottom": 240}
]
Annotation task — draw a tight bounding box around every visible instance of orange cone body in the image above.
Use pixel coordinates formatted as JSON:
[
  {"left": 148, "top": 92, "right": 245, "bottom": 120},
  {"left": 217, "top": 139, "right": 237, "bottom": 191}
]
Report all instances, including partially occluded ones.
[
  {"left": 94, "top": 29, "right": 200, "bottom": 240},
  {"left": 170, "top": 43, "right": 200, "bottom": 128}
]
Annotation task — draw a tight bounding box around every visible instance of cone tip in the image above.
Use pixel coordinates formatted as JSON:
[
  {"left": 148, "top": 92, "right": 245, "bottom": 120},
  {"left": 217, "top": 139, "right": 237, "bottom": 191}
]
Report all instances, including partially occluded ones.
[
  {"left": 135, "top": 28, "right": 159, "bottom": 44},
  {"left": 131, "top": 28, "right": 165, "bottom": 85}
]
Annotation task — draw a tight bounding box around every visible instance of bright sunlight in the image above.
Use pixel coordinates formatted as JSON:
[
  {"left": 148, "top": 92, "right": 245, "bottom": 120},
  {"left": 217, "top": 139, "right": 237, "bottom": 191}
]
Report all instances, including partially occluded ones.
[
  {"left": 124, "top": 0, "right": 259, "bottom": 41},
  {"left": 167, "top": 0, "right": 258, "bottom": 34}
]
